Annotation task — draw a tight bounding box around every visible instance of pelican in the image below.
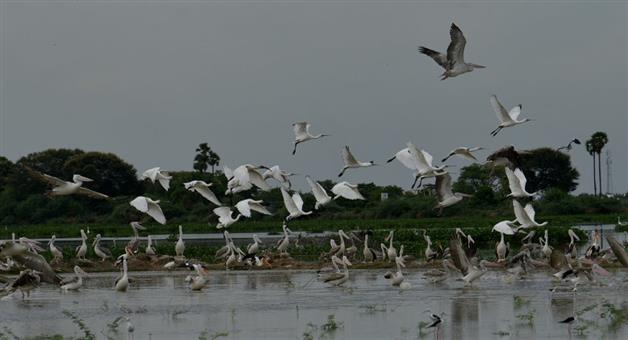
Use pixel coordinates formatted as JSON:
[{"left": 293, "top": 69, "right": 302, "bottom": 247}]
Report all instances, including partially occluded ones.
[
  {"left": 418, "top": 23, "right": 485, "bottom": 80},
  {"left": 129, "top": 196, "right": 166, "bottom": 224},
  {"left": 260, "top": 165, "right": 296, "bottom": 188},
  {"left": 306, "top": 176, "right": 332, "bottom": 209},
  {"left": 276, "top": 223, "right": 292, "bottom": 255},
  {"left": 421, "top": 230, "right": 437, "bottom": 262},
  {"left": 486, "top": 145, "right": 525, "bottom": 169},
  {"left": 48, "top": 235, "right": 63, "bottom": 264},
  {"left": 495, "top": 232, "right": 509, "bottom": 262},
  {"left": 565, "top": 229, "right": 580, "bottom": 259},
  {"left": 407, "top": 142, "right": 448, "bottom": 188},
  {"left": 338, "top": 146, "right": 377, "bottom": 177},
  {"left": 140, "top": 167, "right": 172, "bottom": 191},
  {"left": 26, "top": 168, "right": 110, "bottom": 199},
  {"left": 557, "top": 138, "right": 581, "bottom": 152},
  {"left": 512, "top": 200, "right": 547, "bottom": 229},
  {"left": 542, "top": 230, "right": 553, "bottom": 258},
  {"left": 489, "top": 95, "right": 532, "bottom": 136},
  {"left": 215, "top": 231, "right": 233, "bottom": 260},
  {"left": 226, "top": 164, "right": 271, "bottom": 194},
  {"left": 183, "top": 180, "right": 222, "bottom": 206},
  {"left": 331, "top": 182, "right": 365, "bottom": 201},
  {"left": 384, "top": 231, "right": 397, "bottom": 262},
  {"left": 247, "top": 234, "right": 263, "bottom": 255},
  {"left": 449, "top": 229, "right": 471, "bottom": 276},
  {"left": 93, "top": 234, "right": 111, "bottom": 262},
  {"left": 585, "top": 230, "right": 601, "bottom": 259},
  {"left": 126, "top": 222, "right": 146, "bottom": 255},
  {"left": 0, "top": 242, "right": 61, "bottom": 284},
  {"left": 462, "top": 260, "right": 488, "bottom": 285},
  {"left": 323, "top": 255, "right": 352, "bottom": 286},
  {"left": 6, "top": 269, "right": 41, "bottom": 300},
  {"left": 175, "top": 225, "right": 185, "bottom": 257},
  {"left": 362, "top": 231, "right": 377, "bottom": 262},
  {"left": 492, "top": 220, "right": 516, "bottom": 235},
  {"left": 213, "top": 207, "right": 242, "bottom": 229},
  {"left": 434, "top": 173, "right": 471, "bottom": 214},
  {"left": 60, "top": 266, "right": 87, "bottom": 291},
  {"left": 187, "top": 263, "right": 209, "bottom": 291},
  {"left": 115, "top": 255, "right": 129, "bottom": 292},
  {"left": 424, "top": 260, "right": 451, "bottom": 284},
  {"left": 235, "top": 199, "right": 272, "bottom": 218},
  {"left": 384, "top": 256, "right": 406, "bottom": 287},
  {"left": 292, "top": 122, "right": 329, "bottom": 155},
  {"left": 280, "top": 187, "right": 312, "bottom": 222},
  {"left": 441, "top": 147, "right": 484, "bottom": 163},
  {"left": 505, "top": 168, "right": 536, "bottom": 198},
  {"left": 145, "top": 235, "right": 156, "bottom": 256},
  {"left": 76, "top": 229, "right": 88, "bottom": 260},
  {"left": 331, "top": 230, "right": 351, "bottom": 257}
]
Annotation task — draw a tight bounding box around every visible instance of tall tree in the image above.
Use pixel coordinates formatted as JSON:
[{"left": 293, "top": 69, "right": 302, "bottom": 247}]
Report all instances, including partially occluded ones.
[
  {"left": 208, "top": 149, "right": 221, "bottom": 175},
  {"left": 590, "top": 132, "right": 608, "bottom": 196},
  {"left": 519, "top": 148, "right": 579, "bottom": 193},
  {"left": 63, "top": 152, "right": 142, "bottom": 196},
  {"left": 585, "top": 139, "right": 596, "bottom": 195},
  {"left": 193, "top": 143, "right": 210, "bottom": 173}
]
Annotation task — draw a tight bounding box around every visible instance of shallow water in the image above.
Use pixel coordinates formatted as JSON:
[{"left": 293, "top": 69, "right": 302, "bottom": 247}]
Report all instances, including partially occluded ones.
[{"left": 1, "top": 269, "right": 627, "bottom": 339}]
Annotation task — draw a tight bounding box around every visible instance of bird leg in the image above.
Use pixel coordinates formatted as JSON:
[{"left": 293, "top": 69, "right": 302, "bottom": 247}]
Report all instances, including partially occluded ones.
[
  {"left": 292, "top": 142, "right": 300, "bottom": 155},
  {"left": 490, "top": 126, "right": 502, "bottom": 137}
]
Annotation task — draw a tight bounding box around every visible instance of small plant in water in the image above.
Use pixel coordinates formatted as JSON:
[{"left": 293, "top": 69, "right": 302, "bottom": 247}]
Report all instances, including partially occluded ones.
[
  {"left": 416, "top": 321, "right": 429, "bottom": 338},
  {"left": 513, "top": 295, "right": 529, "bottom": 309},
  {"left": 360, "top": 304, "right": 386, "bottom": 314},
  {"left": 516, "top": 309, "right": 535, "bottom": 327},
  {"left": 320, "top": 314, "right": 343, "bottom": 335}
]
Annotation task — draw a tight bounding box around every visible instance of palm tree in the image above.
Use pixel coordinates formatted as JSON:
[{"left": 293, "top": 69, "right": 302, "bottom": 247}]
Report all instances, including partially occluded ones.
[
  {"left": 590, "top": 132, "right": 608, "bottom": 196},
  {"left": 208, "top": 150, "right": 220, "bottom": 175},
  {"left": 585, "top": 139, "right": 596, "bottom": 195},
  {"left": 194, "top": 143, "right": 210, "bottom": 173}
]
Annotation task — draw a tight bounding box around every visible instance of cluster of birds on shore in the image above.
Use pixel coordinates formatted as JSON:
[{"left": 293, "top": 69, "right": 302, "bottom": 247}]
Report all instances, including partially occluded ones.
[{"left": 1, "top": 22, "right": 626, "bottom": 337}]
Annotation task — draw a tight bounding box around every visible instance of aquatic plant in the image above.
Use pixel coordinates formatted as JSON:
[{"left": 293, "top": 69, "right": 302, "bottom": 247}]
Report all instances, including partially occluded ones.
[
  {"left": 601, "top": 301, "right": 628, "bottom": 331},
  {"left": 515, "top": 309, "right": 535, "bottom": 327},
  {"left": 62, "top": 310, "right": 95, "bottom": 340},
  {"left": 513, "top": 295, "right": 529, "bottom": 309}
]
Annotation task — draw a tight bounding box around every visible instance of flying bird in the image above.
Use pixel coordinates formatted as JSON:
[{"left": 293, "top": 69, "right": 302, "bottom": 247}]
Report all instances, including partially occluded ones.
[
  {"left": 129, "top": 196, "right": 167, "bottom": 225},
  {"left": 305, "top": 176, "right": 332, "bottom": 209},
  {"left": 213, "top": 207, "right": 242, "bottom": 229},
  {"left": 557, "top": 138, "right": 581, "bottom": 152},
  {"left": 226, "top": 164, "right": 270, "bottom": 194},
  {"left": 280, "top": 187, "right": 312, "bottom": 222},
  {"left": 505, "top": 167, "right": 536, "bottom": 198},
  {"left": 512, "top": 200, "right": 547, "bottom": 229},
  {"left": 235, "top": 199, "right": 272, "bottom": 218},
  {"left": 441, "top": 147, "right": 484, "bottom": 163},
  {"left": 140, "top": 167, "right": 172, "bottom": 191},
  {"left": 27, "top": 170, "right": 109, "bottom": 199},
  {"left": 406, "top": 142, "right": 448, "bottom": 188},
  {"left": 184, "top": 180, "right": 222, "bottom": 206},
  {"left": 331, "top": 182, "right": 365, "bottom": 200},
  {"left": 338, "top": 146, "right": 377, "bottom": 177},
  {"left": 492, "top": 220, "right": 517, "bottom": 235},
  {"left": 486, "top": 145, "right": 525, "bottom": 169},
  {"left": 490, "top": 95, "right": 532, "bottom": 136},
  {"left": 260, "top": 165, "right": 296, "bottom": 189},
  {"left": 434, "top": 173, "right": 471, "bottom": 214},
  {"left": 418, "top": 23, "right": 485, "bottom": 80},
  {"left": 292, "top": 122, "right": 329, "bottom": 155}
]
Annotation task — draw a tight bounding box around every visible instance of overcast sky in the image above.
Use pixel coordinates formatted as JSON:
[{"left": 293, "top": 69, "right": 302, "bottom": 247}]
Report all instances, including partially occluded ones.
[{"left": 1, "top": 1, "right": 626, "bottom": 194}]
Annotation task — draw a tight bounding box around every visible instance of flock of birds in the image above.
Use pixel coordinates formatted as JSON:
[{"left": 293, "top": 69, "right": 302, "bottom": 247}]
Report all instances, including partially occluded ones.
[{"left": 1, "top": 22, "right": 627, "bottom": 337}]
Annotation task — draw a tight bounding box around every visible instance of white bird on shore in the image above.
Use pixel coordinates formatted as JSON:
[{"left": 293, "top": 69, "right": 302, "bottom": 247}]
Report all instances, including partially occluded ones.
[
  {"left": 130, "top": 196, "right": 166, "bottom": 225},
  {"left": 566, "top": 229, "right": 580, "bottom": 259},
  {"left": 338, "top": 146, "right": 377, "bottom": 177},
  {"left": 213, "top": 207, "right": 242, "bottom": 229},
  {"left": 434, "top": 173, "right": 471, "bottom": 213},
  {"left": 175, "top": 225, "right": 185, "bottom": 257},
  {"left": 280, "top": 187, "right": 312, "bottom": 222},
  {"left": 541, "top": 230, "right": 552, "bottom": 258},
  {"left": 115, "top": 255, "right": 129, "bottom": 292},
  {"left": 140, "top": 167, "right": 172, "bottom": 191},
  {"left": 76, "top": 229, "right": 88, "bottom": 260},
  {"left": 184, "top": 180, "right": 222, "bottom": 206},
  {"left": 418, "top": 23, "right": 485, "bottom": 80},
  {"left": 490, "top": 95, "right": 532, "bottom": 136},
  {"left": 292, "top": 122, "right": 329, "bottom": 155},
  {"left": 495, "top": 232, "right": 509, "bottom": 262},
  {"left": 145, "top": 235, "right": 156, "bottom": 256},
  {"left": 505, "top": 168, "right": 536, "bottom": 198},
  {"left": 323, "top": 255, "right": 352, "bottom": 286},
  {"left": 276, "top": 223, "right": 293, "bottom": 255},
  {"left": 60, "top": 265, "right": 87, "bottom": 291},
  {"left": 261, "top": 165, "right": 296, "bottom": 188},
  {"left": 32, "top": 171, "right": 109, "bottom": 199},
  {"left": 385, "top": 231, "right": 397, "bottom": 261},
  {"left": 512, "top": 200, "right": 547, "bottom": 229},
  {"left": 48, "top": 235, "right": 63, "bottom": 264},
  {"left": 247, "top": 234, "right": 263, "bottom": 255},
  {"left": 441, "top": 147, "right": 484, "bottom": 163},
  {"left": 235, "top": 199, "right": 272, "bottom": 218},
  {"left": 331, "top": 182, "right": 365, "bottom": 200},
  {"left": 306, "top": 176, "right": 332, "bottom": 209},
  {"left": 93, "top": 234, "right": 111, "bottom": 262}
]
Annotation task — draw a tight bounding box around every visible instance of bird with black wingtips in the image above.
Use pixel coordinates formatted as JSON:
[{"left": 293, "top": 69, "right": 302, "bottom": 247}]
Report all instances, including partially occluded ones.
[{"left": 557, "top": 138, "right": 581, "bottom": 152}]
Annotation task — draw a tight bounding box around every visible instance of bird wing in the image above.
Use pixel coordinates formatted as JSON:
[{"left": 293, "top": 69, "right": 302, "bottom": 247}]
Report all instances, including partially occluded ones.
[
  {"left": 213, "top": 207, "right": 232, "bottom": 220},
  {"left": 76, "top": 186, "right": 110, "bottom": 200},
  {"left": 490, "top": 95, "right": 512, "bottom": 124},
  {"left": 512, "top": 200, "right": 529, "bottom": 225},
  {"left": 435, "top": 173, "right": 454, "bottom": 201},
  {"left": 394, "top": 148, "right": 421, "bottom": 170},
  {"left": 248, "top": 200, "right": 272, "bottom": 216},
  {"left": 514, "top": 168, "right": 528, "bottom": 190},
  {"left": 504, "top": 167, "right": 519, "bottom": 194},
  {"left": 332, "top": 183, "right": 365, "bottom": 200},
  {"left": 323, "top": 272, "right": 346, "bottom": 282},
  {"left": 40, "top": 173, "right": 67, "bottom": 187},
  {"left": 449, "top": 236, "right": 470, "bottom": 276},
  {"left": 406, "top": 142, "right": 430, "bottom": 172},
  {"left": 141, "top": 167, "right": 160, "bottom": 181},
  {"left": 281, "top": 188, "right": 299, "bottom": 214},
  {"left": 147, "top": 201, "right": 166, "bottom": 225},
  {"left": 523, "top": 203, "right": 536, "bottom": 221},
  {"left": 492, "top": 221, "right": 515, "bottom": 235},
  {"left": 509, "top": 105, "right": 522, "bottom": 121},
  {"left": 223, "top": 166, "right": 234, "bottom": 179},
  {"left": 130, "top": 197, "right": 149, "bottom": 213},
  {"left": 446, "top": 23, "right": 466, "bottom": 66},
  {"left": 421, "top": 150, "right": 435, "bottom": 167},
  {"left": 292, "top": 192, "right": 305, "bottom": 211},
  {"left": 418, "top": 46, "right": 448, "bottom": 69},
  {"left": 306, "top": 176, "right": 331, "bottom": 202},
  {"left": 158, "top": 176, "right": 171, "bottom": 191},
  {"left": 194, "top": 185, "right": 222, "bottom": 206},
  {"left": 342, "top": 146, "right": 359, "bottom": 166},
  {"left": 246, "top": 168, "right": 271, "bottom": 191},
  {"left": 235, "top": 200, "right": 252, "bottom": 218},
  {"left": 293, "top": 122, "right": 309, "bottom": 139}
]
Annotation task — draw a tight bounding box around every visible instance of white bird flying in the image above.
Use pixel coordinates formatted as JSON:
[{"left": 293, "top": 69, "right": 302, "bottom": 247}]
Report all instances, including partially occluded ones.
[
  {"left": 505, "top": 167, "right": 536, "bottom": 198},
  {"left": 305, "top": 176, "right": 332, "bottom": 209},
  {"left": 489, "top": 95, "right": 532, "bottom": 136},
  {"left": 235, "top": 199, "right": 272, "bottom": 218},
  {"left": 406, "top": 142, "right": 448, "bottom": 188},
  {"left": 260, "top": 165, "right": 296, "bottom": 189},
  {"left": 441, "top": 147, "right": 484, "bottom": 163},
  {"left": 280, "top": 187, "right": 312, "bottom": 222},
  {"left": 130, "top": 196, "right": 166, "bottom": 224},
  {"left": 184, "top": 180, "right": 222, "bottom": 206},
  {"left": 418, "top": 23, "right": 485, "bottom": 80},
  {"left": 434, "top": 173, "right": 471, "bottom": 213},
  {"left": 331, "top": 182, "right": 365, "bottom": 200},
  {"left": 292, "top": 122, "right": 329, "bottom": 155},
  {"left": 226, "top": 164, "right": 270, "bottom": 194},
  {"left": 31, "top": 171, "right": 109, "bottom": 199},
  {"left": 338, "top": 146, "right": 377, "bottom": 177},
  {"left": 140, "top": 167, "right": 172, "bottom": 191},
  {"left": 213, "top": 207, "right": 242, "bottom": 229},
  {"left": 492, "top": 220, "right": 517, "bottom": 235},
  {"left": 512, "top": 200, "right": 547, "bottom": 229}
]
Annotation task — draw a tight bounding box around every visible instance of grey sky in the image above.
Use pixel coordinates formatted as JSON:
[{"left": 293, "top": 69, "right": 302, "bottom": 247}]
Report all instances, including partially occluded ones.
[{"left": 2, "top": 1, "right": 627, "bottom": 194}]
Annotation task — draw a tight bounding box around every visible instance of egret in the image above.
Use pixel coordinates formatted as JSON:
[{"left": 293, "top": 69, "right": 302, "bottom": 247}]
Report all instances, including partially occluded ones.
[
  {"left": 183, "top": 180, "right": 222, "bottom": 206},
  {"left": 418, "top": 23, "right": 485, "bottom": 80},
  {"left": 505, "top": 167, "right": 536, "bottom": 198},
  {"left": 434, "top": 173, "right": 471, "bottom": 214},
  {"left": 235, "top": 199, "right": 272, "bottom": 218},
  {"left": 292, "top": 122, "right": 329, "bottom": 155},
  {"left": 306, "top": 176, "right": 332, "bottom": 209},
  {"left": 489, "top": 95, "right": 532, "bottom": 136},
  {"left": 441, "top": 147, "right": 483, "bottom": 163},
  {"left": 48, "top": 235, "right": 63, "bottom": 264},
  {"left": 213, "top": 207, "right": 242, "bottom": 229},
  {"left": 260, "top": 165, "right": 296, "bottom": 188},
  {"left": 512, "top": 200, "right": 547, "bottom": 229},
  {"left": 29, "top": 170, "right": 109, "bottom": 199},
  {"left": 280, "top": 187, "right": 312, "bottom": 222},
  {"left": 93, "top": 234, "right": 111, "bottom": 262},
  {"left": 115, "top": 255, "right": 129, "bottom": 292},
  {"left": 130, "top": 196, "right": 166, "bottom": 225},
  {"left": 140, "top": 167, "right": 172, "bottom": 191},
  {"left": 175, "top": 225, "right": 185, "bottom": 257},
  {"left": 145, "top": 235, "right": 156, "bottom": 256},
  {"left": 60, "top": 266, "right": 87, "bottom": 291},
  {"left": 331, "top": 182, "right": 365, "bottom": 200},
  {"left": 338, "top": 146, "right": 377, "bottom": 177},
  {"left": 617, "top": 216, "right": 626, "bottom": 226}
]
